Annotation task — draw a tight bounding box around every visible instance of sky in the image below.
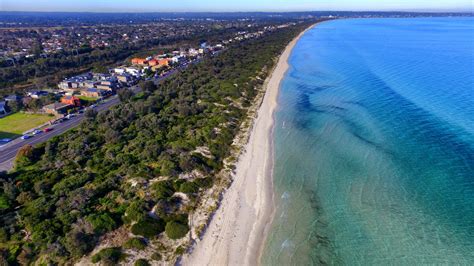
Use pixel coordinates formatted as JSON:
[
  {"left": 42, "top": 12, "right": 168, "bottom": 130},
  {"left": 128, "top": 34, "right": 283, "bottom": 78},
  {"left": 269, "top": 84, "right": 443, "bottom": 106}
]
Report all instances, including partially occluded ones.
[{"left": 1, "top": 0, "right": 472, "bottom": 12}]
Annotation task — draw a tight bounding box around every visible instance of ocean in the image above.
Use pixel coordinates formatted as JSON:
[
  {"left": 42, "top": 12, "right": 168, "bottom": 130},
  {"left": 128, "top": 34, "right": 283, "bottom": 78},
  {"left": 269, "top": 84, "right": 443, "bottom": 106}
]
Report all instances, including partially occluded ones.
[{"left": 262, "top": 18, "right": 474, "bottom": 265}]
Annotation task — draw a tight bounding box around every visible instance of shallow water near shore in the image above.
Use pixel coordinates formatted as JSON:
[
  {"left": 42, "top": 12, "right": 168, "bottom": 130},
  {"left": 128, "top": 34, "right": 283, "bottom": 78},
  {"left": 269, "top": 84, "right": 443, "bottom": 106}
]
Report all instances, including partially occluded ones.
[{"left": 262, "top": 17, "right": 474, "bottom": 265}]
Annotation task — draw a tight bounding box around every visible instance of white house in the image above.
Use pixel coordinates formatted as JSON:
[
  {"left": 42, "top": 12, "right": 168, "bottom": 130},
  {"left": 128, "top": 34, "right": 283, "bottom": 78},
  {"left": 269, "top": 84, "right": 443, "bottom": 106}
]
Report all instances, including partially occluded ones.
[
  {"left": 125, "top": 67, "right": 142, "bottom": 77},
  {"left": 113, "top": 68, "right": 126, "bottom": 75}
]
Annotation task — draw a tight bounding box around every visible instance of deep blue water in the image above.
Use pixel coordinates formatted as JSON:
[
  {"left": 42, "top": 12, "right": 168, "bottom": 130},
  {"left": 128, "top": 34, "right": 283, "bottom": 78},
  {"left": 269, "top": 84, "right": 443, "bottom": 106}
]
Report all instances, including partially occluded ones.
[{"left": 263, "top": 18, "right": 474, "bottom": 265}]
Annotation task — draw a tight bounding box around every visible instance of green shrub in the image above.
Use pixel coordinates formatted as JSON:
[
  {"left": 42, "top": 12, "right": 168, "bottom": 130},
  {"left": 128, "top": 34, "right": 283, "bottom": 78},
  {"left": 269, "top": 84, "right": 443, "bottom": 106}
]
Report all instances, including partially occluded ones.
[
  {"left": 123, "top": 237, "right": 147, "bottom": 250},
  {"left": 0, "top": 228, "right": 8, "bottom": 242},
  {"left": 179, "top": 181, "right": 199, "bottom": 194},
  {"left": 0, "top": 194, "right": 10, "bottom": 211},
  {"left": 151, "top": 252, "right": 162, "bottom": 261},
  {"left": 194, "top": 177, "right": 213, "bottom": 188},
  {"left": 165, "top": 221, "right": 189, "bottom": 240},
  {"left": 123, "top": 200, "right": 147, "bottom": 224},
  {"left": 152, "top": 180, "right": 175, "bottom": 200},
  {"left": 91, "top": 247, "right": 122, "bottom": 264},
  {"left": 175, "top": 245, "right": 186, "bottom": 255},
  {"left": 86, "top": 213, "right": 117, "bottom": 234},
  {"left": 134, "top": 259, "right": 150, "bottom": 266},
  {"left": 172, "top": 179, "right": 186, "bottom": 191},
  {"left": 131, "top": 218, "right": 165, "bottom": 238}
]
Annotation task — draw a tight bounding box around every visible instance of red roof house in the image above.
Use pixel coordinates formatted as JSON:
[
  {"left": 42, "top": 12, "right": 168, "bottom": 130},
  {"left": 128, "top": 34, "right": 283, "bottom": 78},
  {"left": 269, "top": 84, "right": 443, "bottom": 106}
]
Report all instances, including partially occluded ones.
[
  {"left": 131, "top": 58, "right": 148, "bottom": 65},
  {"left": 61, "top": 96, "right": 81, "bottom": 107}
]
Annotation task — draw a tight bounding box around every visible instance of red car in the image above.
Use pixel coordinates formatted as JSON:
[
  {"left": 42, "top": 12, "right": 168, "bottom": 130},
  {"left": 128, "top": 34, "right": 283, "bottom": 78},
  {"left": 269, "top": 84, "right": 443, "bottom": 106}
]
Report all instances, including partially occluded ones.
[{"left": 43, "top": 128, "right": 53, "bottom": 132}]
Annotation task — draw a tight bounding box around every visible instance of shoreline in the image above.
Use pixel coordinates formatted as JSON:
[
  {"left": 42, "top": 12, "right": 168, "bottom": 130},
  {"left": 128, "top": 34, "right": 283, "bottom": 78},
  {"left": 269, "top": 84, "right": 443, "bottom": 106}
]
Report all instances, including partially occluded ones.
[{"left": 181, "top": 24, "right": 316, "bottom": 266}]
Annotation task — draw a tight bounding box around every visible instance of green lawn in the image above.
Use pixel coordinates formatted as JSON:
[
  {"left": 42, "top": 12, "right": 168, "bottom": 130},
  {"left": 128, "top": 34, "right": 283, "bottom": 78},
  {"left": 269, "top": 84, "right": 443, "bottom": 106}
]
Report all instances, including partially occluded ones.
[
  {"left": 77, "top": 95, "right": 98, "bottom": 103},
  {"left": 0, "top": 113, "right": 54, "bottom": 138}
]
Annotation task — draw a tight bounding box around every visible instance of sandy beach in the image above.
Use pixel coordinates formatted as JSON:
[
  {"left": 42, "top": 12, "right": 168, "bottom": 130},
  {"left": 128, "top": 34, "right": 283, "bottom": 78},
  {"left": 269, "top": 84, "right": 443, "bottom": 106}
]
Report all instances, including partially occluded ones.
[{"left": 181, "top": 24, "right": 315, "bottom": 266}]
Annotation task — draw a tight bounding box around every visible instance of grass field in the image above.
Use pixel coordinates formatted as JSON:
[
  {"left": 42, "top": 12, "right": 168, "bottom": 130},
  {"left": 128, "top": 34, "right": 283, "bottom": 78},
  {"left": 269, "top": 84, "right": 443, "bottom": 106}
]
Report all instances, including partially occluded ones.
[{"left": 0, "top": 113, "right": 53, "bottom": 139}]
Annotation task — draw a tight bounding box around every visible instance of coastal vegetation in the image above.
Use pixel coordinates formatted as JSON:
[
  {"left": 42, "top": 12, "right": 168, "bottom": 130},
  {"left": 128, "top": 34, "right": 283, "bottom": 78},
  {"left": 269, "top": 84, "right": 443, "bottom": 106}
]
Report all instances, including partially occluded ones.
[{"left": 0, "top": 22, "right": 310, "bottom": 264}]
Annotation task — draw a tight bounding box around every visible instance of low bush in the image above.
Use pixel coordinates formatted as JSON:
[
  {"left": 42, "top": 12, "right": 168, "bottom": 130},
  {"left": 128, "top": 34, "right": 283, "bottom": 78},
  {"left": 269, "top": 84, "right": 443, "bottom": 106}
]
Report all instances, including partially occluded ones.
[
  {"left": 152, "top": 181, "right": 175, "bottom": 200},
  {"left": 179, "top": 181, "right": 199, "bottom": 194},
  {"left": 165, "top": 221, "right": 189, "bottom": 240},
  {"left": 131, "top": 218, "right": 165, "bottom": 238},
  {"left": 134, "top": 258, "right": 150, "bottom": 266},
  {"left": 151, "top": 252, "right": 162, "bottom": 261},
  {"left": 123, "top": 237, "right": 147, "bottom": 250},
  {"left": 91, "top": 247, "right": 122, "bottom": 264}
]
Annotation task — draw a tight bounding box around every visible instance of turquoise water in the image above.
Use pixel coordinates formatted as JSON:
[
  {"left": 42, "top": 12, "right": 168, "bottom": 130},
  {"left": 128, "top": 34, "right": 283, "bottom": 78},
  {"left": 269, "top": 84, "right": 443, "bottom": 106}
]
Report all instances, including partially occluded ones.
[{"left": 262, "top": 18, "right": 474, "bottom": 265}]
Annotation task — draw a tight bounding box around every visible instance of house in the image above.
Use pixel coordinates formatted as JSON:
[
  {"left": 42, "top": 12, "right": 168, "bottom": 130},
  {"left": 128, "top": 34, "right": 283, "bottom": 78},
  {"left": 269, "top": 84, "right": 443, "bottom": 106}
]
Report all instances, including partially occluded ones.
[
  {"left": 95, "top": 84, "right": 114, "bottom": 91},
  {"left": 125, "top": 67, "right": 142, "bottom": 77},
  {"left": 43, "top": 102, "right": 72, "bottom": 115},
  {"left": 61, "top": 96, "right": 81, "bottom": 107},
  {"left": 81, "top": 88, "right": 109, "bottom": 98},
  {"left": 0, "top": 101, "right": 8, "bottom": 116},
  {"left": 131, "top": 58, "right": 148, "bottom": 65},
  {"left": 5, "top": 94, "right": 22, "bottom": 103},
  {"left": 188, "top": 48, "right": 199, "bottom": 56},
  {"left": 158, "top": 58, "right": 170, "bottom": 67},
  {"left": 148, "top": 59, "right": 159, "bottom": 66},
  {"left": 171, "top": 55, "right": 185, "bottom": 64},
  {"left": 116, "top": 74, "right": 133, "bottom": 83},
  {"left": 28, "top": 91, "right": 49, "bottom": 99},
  {"left": 113, "top": 68, "right": 126, "bottom": 75}
]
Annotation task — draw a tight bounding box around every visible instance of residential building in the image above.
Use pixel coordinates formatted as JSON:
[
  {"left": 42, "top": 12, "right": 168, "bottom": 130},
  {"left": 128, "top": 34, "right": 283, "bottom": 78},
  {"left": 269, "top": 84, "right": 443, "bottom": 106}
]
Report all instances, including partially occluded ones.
[
  {"left": 95, "top": 84, "right": 114, "bottom": 91},
  {"left": 148, "top": 59, "right": 159, "bottom": 66},
  {"left": 125, "top": 67, "right": 142, "bottom": 77},
  {"left": 81, "top": 88, "right": 109, "bottom": 98},
  {"left": 61, "top": 96, "right": 81, "bottom": 107},
  {"left": 43, "top": 102, "right": 72, "bottom": 115},
  {"left": 158, "top": 58, "right": 170, "bottom": 67},
  {"left": 116, "top": 74, "right": 134, "bottom": 83},
  {"left": 28, "top": 91, "right": 49, "bottom": 99},
  {"left": 131, "top": 58, "right": 148, "bottom": 65},
  {"left": 5, "top": 94, "right": 22, "bottom": 103}
]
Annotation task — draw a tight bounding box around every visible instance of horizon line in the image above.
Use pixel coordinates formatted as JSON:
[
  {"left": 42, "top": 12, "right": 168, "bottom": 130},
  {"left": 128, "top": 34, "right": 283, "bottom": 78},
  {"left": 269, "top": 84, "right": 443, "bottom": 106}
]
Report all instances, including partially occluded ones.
[{"left": 1, "top": 9, "right": 473, "bottom": 14}]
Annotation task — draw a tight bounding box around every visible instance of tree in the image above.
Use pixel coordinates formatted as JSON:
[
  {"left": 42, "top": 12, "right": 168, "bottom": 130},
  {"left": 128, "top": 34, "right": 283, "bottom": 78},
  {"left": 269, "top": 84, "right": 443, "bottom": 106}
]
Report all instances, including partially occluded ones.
[
  {"left": 140, "top": 81, "right": 156, "bottom": 93},
  {"left": 64, "top": 229, "right": 95, "bottom": 259},
  {"left": 84, "top": 108, "right": 97, "bottom": 120},
  {"left": 118, "top": 88, "right": 133, "bottom": 102},
  {"left": 7, "top": 99, "right": 23, "bottom": 112},
  {"left": 14, "top": 145, "right": 34, "bottom": 168}
]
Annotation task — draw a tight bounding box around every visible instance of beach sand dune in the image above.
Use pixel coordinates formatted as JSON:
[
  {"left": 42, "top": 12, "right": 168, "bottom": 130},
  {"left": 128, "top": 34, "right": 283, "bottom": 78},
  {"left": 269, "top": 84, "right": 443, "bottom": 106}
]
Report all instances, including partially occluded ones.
[{"left": 181, "top": 24, "right": 315, "bottom": 266}]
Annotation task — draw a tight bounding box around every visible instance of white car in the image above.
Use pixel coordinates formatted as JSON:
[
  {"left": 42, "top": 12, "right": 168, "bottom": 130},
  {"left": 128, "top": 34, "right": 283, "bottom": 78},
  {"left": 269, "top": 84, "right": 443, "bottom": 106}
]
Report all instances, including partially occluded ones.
[{"left": 33, "top": 130, "right": 43, "bottom": 135}]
